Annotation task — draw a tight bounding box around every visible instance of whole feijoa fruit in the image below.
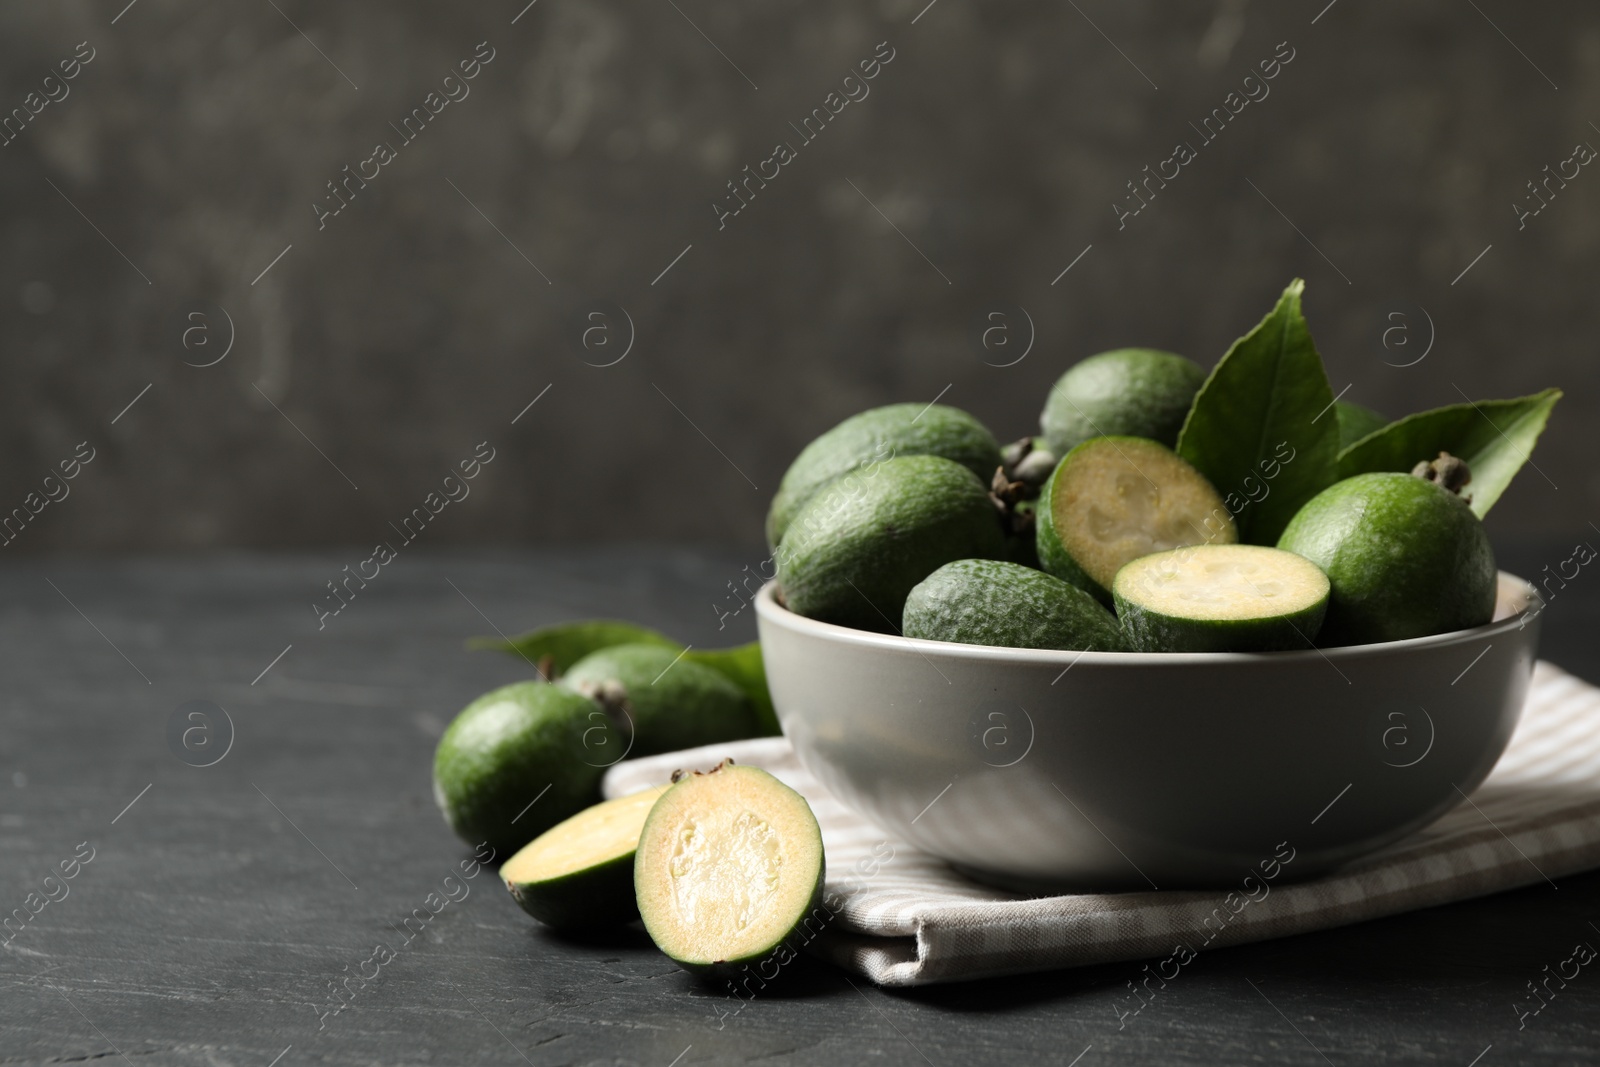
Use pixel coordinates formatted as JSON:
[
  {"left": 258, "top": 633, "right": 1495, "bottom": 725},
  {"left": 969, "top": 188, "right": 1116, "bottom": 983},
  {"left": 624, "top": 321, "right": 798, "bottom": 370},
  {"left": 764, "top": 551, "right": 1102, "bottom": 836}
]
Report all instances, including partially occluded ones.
[
  {"left": 432, "top": 682, "right": 616, "bottom": 857},
  {"left": 559, "top": 643, "right": 761, "bottom": 757},
  {"left": 1039, "top": 349, "right": 1207, "bottom": 456},
  {"left": 777, "top": 454, "right": 1006, "bottom": 632},
  {"left": 903, "top": 559, "right": 1126, "bottom": 651},
  {"left": 766, "top": 403, "right": 1002, "bottom": 549},
  {"left": 1276, "top": 472, "right": 1496, "bottom": 645},
  {"left": 1036, "top": 436, "right": 1236, "bottom": 604}
]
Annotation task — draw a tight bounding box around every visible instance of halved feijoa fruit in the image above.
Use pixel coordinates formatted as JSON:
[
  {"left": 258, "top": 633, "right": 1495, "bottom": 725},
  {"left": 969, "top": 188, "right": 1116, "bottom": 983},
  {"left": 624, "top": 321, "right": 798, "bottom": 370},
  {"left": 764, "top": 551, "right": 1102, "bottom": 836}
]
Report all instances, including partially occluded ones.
[
  {"left": 1113, "top": 544, "right": 1329, "bottom": 652},
  {"left": 635, "top": 761, "right": 825, "bottom": 978},
  {"left": 1036, "top": 436, "right": 1236, "bottom": 603},
  {"left": 501, "top": 785, "right": 669, "bottom": 931},
  {"left": 903, "top": 559, "right": 1126, "bottom": 651}
]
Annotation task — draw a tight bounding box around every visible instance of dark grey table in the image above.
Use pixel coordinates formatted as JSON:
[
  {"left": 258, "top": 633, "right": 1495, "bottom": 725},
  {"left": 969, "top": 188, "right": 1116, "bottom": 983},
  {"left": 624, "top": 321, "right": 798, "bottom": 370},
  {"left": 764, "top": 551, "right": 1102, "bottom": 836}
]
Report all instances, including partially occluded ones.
[{"left": 5, "top": 546, "right": 1600, "bottom": 1066}]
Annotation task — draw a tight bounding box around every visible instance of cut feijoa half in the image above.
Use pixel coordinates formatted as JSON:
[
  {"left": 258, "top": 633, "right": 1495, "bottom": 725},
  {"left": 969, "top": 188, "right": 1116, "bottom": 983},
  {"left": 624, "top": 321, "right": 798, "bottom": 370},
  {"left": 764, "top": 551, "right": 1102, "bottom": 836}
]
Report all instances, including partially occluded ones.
[
  {"left": 501, "top": 785, "right": 669, "bottom": 931},
  {"left": 635, "top": 761, "right": 825, "bottom": 978},
  {"left": 1036, "top": 436, "right": 1237, "bottom": 603},
  {"left": 1113, "top": 544, "right": 1330, "bottom": 652}
]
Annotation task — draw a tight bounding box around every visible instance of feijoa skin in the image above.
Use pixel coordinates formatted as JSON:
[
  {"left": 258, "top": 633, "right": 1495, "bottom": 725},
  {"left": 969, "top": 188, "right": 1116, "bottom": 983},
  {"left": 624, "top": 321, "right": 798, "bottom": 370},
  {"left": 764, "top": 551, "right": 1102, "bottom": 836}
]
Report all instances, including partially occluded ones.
[
  {"left": 765, "top": 403, "right": 1002, "bottom": 550},
  {"left": 903, "top": 559, "right": 1126, "bottom": 651},
  {"left": 432, "top": 682, "right": 614, "bottom": 857},
  {"left": 560, "top": 644, "right": 761, "bottom": 758},
  {"left": 1036, "top": 436, "right": 1236, "bottom": 604},
  {"left": 776, "top": 454, "right": 1007, "bottom": 633},
  {"left": 1276, "top": 472, "right": 1497, "bottom": 645},
  {"left": 1039, "top": 349, "right": 1207, "bottom": 456},
  {"left": 502, "top": 786, "right": 668, "bottom": 931},
  {"left": 635, "top": 762, "right": 825, "bottom": 979},
  {"left": 1113, "top": 544, "right": 1329, "bottom": 652}
]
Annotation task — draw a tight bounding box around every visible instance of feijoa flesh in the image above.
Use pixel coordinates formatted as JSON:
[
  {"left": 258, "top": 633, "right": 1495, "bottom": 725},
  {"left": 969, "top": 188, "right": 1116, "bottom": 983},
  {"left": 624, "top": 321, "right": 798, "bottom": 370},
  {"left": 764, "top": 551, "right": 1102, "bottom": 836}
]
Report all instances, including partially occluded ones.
[
  {"left": 501, "top": 786, "right": 669, "bottom": 931},
  {"left": 903, "top": 559, "right": 1126, "bottom": 651},
  {"left": 635, "top": 761, "right": 825, "bottom": 978},
  {"left": 1113, "top": 544, "right": 1329, "bottom": 652},
  {"left": 1036, "top": 436, "right": 1236, "bottom": 603}
]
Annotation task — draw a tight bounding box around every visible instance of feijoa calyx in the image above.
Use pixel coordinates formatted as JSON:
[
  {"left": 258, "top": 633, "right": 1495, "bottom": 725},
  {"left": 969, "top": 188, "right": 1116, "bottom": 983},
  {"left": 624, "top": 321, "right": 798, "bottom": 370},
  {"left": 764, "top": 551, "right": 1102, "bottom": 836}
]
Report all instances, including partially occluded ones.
[
  {"left": 766, "top": 403, "right": 1002, "bottom": 550},
  {"left": 1277, "top": 471, "right": 1496, "bottom": 645},
  {"left": 903, "top": 559, "right": 1126, "bottom": 651},
  {"left": 1113, "top": 544, "right": 1329, "bottom": 652},
  {"left": 1036, "top": 436, "right": 1236, "bottom": 603},
  {"left": 502, "top": 786, "right": 668, "bottom": 931},
  {"left": 432, "top": 682, "right": 616, "bottom": 857},
  {"left": 635, "top": 761, "right": 826, "bottom": 978},
  {"left": 559, "top": 643, "right": 761, "bottom": 758},
  {"left": 777, "top": 454, "right": 1006, "bottom": 632}
]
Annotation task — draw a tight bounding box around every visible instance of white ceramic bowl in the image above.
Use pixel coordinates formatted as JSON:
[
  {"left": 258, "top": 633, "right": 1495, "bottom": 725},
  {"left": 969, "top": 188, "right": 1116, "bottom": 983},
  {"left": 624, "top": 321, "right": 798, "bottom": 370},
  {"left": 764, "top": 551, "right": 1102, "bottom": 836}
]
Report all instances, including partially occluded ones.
[{"left": 755, "top": 573, "right": 1540, "bottom": 890}]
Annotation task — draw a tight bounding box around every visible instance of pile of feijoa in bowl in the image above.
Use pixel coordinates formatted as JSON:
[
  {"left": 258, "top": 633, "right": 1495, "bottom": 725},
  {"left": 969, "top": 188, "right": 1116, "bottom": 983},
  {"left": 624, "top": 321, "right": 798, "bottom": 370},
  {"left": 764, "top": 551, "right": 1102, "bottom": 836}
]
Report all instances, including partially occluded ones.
[
  {"left": 432, "top": 278, "right": 1558, "bottom": 978},
  {"left": 774, "top": 278, "right": 1559, "bottom": 654}
]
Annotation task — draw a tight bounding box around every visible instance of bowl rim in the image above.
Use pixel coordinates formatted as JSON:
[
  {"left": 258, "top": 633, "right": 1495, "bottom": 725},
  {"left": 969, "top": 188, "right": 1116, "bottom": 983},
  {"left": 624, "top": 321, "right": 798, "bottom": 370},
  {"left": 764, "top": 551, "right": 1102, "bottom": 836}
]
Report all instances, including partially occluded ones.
[{"left": 754, "top": 570, "right": 1539, "bottom": 667}]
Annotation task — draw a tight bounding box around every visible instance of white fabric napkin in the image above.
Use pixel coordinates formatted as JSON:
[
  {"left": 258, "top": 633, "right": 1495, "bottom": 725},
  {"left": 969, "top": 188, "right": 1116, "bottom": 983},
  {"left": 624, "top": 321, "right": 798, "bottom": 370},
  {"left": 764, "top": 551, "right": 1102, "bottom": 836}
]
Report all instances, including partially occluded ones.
[{"left": 604, "top": 662, "right": 1600, "bottom": 986}]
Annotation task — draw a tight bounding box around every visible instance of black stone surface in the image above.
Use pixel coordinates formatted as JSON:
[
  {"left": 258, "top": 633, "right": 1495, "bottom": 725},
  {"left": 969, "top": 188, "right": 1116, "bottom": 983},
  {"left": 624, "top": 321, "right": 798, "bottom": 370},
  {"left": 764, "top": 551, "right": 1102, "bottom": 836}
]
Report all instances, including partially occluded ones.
[{"left": 4, "top": 546, "right": 1600, "bottom": 1065}]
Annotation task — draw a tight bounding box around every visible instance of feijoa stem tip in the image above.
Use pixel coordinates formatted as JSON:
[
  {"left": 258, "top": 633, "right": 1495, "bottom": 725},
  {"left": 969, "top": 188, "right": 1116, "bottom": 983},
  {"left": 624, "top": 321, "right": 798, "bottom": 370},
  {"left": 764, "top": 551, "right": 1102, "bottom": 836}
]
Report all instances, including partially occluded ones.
[
  {"left": 1411, "top": 451, "right": 1472, "bottom": 495},
  {"left": 669, "top": 757, "right": 736, "bottom": 783}
]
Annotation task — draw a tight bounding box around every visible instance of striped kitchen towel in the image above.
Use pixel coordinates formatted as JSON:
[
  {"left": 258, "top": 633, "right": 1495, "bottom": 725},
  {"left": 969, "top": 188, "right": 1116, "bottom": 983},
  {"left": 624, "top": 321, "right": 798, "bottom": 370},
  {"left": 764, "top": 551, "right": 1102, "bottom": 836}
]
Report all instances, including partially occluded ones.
[{"left": 603, "top": 661, "right": 1600, "bottom": 986}]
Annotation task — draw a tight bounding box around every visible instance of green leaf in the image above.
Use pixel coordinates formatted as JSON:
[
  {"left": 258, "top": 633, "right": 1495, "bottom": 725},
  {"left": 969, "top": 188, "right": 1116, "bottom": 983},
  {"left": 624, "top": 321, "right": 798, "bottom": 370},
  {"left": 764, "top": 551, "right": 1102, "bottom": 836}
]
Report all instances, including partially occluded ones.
[
  {"left": 1335, "top": 400, "right": 1389, "bottom": 450},
  {"left": 1336, "top": 389, "right": 1561, "bottom": 518},
  {"left": 467, "top": 619, "right": 680, "bottom": 675},
  {"left": 686, "top": 644, "right": 780, "bottom": 736},
  {"left": 1176, "top": 279, "right": 1341, "bottom": 545}
]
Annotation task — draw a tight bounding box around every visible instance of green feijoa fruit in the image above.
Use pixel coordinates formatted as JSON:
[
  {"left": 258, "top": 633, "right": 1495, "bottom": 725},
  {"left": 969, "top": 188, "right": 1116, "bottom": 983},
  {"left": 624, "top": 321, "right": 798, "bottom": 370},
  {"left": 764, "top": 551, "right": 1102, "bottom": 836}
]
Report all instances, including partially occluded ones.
[
  {"left": 1036, "top": 436, "right": 1236, "bottom": 604},
  {"left": 903, "top": 559, "right": 1126, "bottom": 651},
  {"left": 560, "top": 643, "right": 761, "bottom": 757},
  {"left": 1276, "top": 472, "right": 1497, "bottom": 645},
  {"left": 1113, "top": 545, "right": 1329, "bottom": 653},
  {"left": 777, "top": 454, "right": 1007, "bottom": 632},
  {"left": 766, "top": 403, "right": 1002, "bottom": 549},
  {"left": 1335, "top": 401, "right": 1388, "bottom": 450},
  {"left": 1039, "top": 349, "right": 1207, "bottom": 456},
  {"left": 635, "top": 761, "right": 825, "bottom": 979},
  {"left": 502, "top": 785, "right": 668, "bottom": 931},
  {"left": 432, "top": 682, "right": 615, "bottom": 857}
]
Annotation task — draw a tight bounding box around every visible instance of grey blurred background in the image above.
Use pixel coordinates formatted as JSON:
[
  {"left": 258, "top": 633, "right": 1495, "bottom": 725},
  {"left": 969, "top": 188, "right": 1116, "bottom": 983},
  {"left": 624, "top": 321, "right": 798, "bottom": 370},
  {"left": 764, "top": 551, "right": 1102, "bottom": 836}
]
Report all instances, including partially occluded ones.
[{"left": 1, "top": 0, "right": 1594, "bottom": 554}]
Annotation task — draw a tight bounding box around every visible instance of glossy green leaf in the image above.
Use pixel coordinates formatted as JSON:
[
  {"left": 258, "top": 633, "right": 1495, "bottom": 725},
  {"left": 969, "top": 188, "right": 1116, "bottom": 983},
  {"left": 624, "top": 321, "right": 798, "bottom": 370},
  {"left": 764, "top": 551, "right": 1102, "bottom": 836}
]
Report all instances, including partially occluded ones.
[
  {"left": 686, "top": 643, "right": 780, "bottom": 736},
  {"left": 1336, "top": 388, "right": 1561, "bottom": 518},
  {"left": 467, "top": 619, "right": 679, "bottom": 675},
  {"left": 1176, "top": 279, "right": 1341, "bottom": 544}
]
